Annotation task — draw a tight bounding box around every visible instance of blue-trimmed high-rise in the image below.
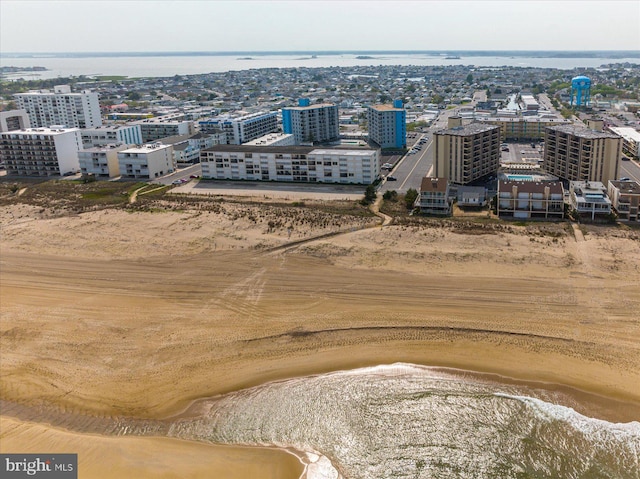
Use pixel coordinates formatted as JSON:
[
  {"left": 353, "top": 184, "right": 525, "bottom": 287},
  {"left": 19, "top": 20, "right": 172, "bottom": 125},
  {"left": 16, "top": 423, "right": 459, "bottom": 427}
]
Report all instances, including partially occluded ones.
[
  {"left": 367, "top": 99, "right": 406, "bottom": 149},
  {"left": 281, "top": 99, "right": 339, "bottom": 145}
]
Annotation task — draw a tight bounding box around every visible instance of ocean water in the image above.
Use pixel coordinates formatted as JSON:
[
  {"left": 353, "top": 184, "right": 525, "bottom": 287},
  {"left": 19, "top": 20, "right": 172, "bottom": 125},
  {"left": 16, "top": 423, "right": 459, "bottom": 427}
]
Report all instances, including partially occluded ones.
[
  {"left": 165, "top": 364, "right": 640, "bottom": 479},
  {"left": 1, "top": 53, "right": 639, "bottom": 79}
]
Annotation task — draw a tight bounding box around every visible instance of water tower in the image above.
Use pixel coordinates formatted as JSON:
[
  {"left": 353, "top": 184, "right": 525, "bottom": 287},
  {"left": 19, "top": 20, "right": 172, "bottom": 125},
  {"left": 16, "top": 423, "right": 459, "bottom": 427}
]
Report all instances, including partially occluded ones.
[{"left": 571, "top": 76, "right": 591, "bottom": 108}]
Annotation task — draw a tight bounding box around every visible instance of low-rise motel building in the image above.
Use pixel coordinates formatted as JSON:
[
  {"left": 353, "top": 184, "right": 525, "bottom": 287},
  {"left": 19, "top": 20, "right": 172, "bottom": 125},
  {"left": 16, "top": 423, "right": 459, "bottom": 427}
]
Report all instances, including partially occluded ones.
[
  {"left": 117, "top": 143, "right": 175, "bottom": 180},
  {"left": 608, "top": 180, "right": 640, "bottom": 222},
  {"left": 0, "top": 127, "right": 82, "bottom": 176},
  {"left": 497, "top": 180, "right": 565, "bottom": 219},
  {"left": 200, "top": 145, "right": 379, "bottom": 184}
]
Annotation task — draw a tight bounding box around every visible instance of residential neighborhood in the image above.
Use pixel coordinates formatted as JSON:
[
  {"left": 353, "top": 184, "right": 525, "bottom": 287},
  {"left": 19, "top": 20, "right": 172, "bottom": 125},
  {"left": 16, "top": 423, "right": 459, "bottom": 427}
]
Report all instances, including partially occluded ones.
[{"left": 1, "top": 61, "right": 640, "bottom": 225}]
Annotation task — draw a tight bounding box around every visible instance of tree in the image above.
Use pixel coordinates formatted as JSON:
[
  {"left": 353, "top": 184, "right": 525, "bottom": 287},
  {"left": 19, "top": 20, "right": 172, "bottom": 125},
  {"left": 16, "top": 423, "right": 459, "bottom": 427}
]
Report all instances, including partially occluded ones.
[
  {"left": 466, "top": 73, "right": 473, "bottom": 85},
  {"left": 362, "top": 184, "right": 377, "bottom": 205},
  {"left": 404, "top": 188, "right": 418, "bottom": 209},
  {"left": 383, "top": 190, "right": 398, "bottom": 201},
  {"left": 127, "top": 91, "right": 141, "bottom": 101}
]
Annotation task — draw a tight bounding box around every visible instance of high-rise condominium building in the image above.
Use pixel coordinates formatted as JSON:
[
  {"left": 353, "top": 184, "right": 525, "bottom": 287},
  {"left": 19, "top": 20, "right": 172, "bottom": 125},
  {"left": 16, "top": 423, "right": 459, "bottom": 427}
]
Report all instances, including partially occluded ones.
[
  {"left": 543, "top": 125, "right": 621, "bottom": 185},
  {"left": 434, "top": 123, "right": 501, "bottom": 184},
  {"left": 367, "top": 100, "right": 407, "bottom": 149},
  {"left": 282, "top": 99, "right": 340, "bottom": 145},
  {"left": 15, "top": 85, "right": 102, "bottom": 129},
  {"left": 0, "top": 127, "right": 82, "bottom": 176}
]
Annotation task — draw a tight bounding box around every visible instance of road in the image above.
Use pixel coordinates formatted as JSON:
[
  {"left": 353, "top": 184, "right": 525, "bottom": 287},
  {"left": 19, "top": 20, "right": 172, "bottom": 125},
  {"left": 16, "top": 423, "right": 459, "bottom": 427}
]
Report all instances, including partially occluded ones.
[
  {"left": 152, "top": 163, "right": 202, "bottom": 186},
  {"left": 379, "top": 105, "right": 465, "bottom": 194},
  {"left": 619, "top": 159, "right": 640, "bottom": 183}
]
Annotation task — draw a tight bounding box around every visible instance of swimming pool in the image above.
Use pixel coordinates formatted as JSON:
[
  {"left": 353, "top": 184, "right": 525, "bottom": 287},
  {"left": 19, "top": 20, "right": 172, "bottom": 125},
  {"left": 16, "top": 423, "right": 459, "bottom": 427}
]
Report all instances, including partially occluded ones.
[{"left": 506, "top": 174, "right": 535, "bottom": 181}]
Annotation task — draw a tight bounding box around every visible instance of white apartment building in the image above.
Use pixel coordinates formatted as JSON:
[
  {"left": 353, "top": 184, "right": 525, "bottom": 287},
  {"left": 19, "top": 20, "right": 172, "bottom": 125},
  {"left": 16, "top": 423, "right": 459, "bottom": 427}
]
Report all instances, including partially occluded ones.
[
  {"left": 79, "top": 143, "right": 127, "bottom": 177},
  {"left": 15, "top": 85, "right": 102, "bottom": 129},
  {"left": 244, "top": 133, "right": 295, "bottom": 147},
  {"left": 81, "top": 124, "right": 143, "bottom": 148},
  {"left": 200, "top": 145, "right": 379, "bottom": 184},
  {"left": 117, "top": 143, "right": 175, "bottom": 179},
  {"left": 203, "top": 112, "right": 279, "bottom": 145},
  {"left": 0, "top": 109, "right": 31, "bottom": 132},
  {"left": 0, "top": 127, "right": 82, "bottom": 176},
  {"left": 134, "top": 118, "right": 195, "bottom": 142},
  {"left": 282, "top": 100, "right": 340, "bottom": 145},
  {"left": 608, "top": 126, "right": 640, "bottom": 160}
]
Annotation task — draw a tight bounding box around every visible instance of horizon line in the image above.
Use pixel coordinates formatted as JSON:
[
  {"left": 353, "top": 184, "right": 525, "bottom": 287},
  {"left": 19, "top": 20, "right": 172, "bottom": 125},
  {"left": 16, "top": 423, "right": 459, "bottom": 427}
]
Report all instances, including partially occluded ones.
[{"left": 2, "top": 49, "right": 640, "bottom": 56}]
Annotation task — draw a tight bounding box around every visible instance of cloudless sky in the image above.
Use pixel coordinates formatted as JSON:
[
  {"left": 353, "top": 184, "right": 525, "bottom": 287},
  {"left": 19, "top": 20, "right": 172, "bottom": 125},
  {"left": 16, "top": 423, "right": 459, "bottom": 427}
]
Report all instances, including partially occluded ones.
[{"left": 1, "top": 0, "right": 639, "bottom": 53}]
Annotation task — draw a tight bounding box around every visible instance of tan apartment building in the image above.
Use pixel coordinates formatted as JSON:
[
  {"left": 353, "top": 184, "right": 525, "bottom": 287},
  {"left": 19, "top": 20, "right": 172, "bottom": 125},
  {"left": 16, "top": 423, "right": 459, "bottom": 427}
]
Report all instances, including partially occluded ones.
[
  {"left": 434, "top": 123, "right": 501, "bottom": 185},
  {"left": 608, "top": 180, "right": 640, "bottom": 222},
  {"left": 485, "top": 116, "right": 571, "bottom": 140},
  {"left": 543, "top": 125, "right": 621, "bottom": 185}
]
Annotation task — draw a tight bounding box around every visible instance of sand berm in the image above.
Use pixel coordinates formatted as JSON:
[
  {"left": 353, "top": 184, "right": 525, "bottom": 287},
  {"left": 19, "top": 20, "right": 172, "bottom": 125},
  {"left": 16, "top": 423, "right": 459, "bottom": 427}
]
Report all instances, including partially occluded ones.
[{"left": 1, "top": 183, "right": 639, "bottom": 478}]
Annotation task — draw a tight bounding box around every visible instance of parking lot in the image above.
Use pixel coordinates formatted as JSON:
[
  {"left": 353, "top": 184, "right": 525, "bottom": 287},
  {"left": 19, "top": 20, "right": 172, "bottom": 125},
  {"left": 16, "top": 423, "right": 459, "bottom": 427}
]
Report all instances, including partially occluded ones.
[
  {"left": 171, "top": 179, "right": 365, "bottom": 201},
  {"left": 501, "top": 141, "right": 544, "bottom": 163}
]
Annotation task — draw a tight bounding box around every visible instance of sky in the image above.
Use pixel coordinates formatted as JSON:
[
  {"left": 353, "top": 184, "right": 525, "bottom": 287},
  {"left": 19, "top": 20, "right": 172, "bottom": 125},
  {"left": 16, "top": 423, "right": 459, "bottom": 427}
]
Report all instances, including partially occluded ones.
[{"left": 1, "top": 0, "right": 639, "bottom": 53}]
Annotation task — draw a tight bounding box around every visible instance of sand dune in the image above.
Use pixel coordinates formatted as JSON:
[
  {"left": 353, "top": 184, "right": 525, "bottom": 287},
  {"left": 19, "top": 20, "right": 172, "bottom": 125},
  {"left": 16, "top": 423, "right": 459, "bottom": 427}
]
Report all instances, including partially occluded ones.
[{"left": 1, "top": 199, "right": 639, "bottom": 477}]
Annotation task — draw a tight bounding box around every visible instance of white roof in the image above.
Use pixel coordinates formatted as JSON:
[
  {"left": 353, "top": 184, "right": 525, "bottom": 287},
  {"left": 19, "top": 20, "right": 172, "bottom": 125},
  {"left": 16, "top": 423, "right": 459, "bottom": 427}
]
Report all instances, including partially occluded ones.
[
  {"left": 609, "top": 126, "right": 640, "bottom": 142},
  {"left": 1, "top": 127, "right": 79, "bottom": 136}
]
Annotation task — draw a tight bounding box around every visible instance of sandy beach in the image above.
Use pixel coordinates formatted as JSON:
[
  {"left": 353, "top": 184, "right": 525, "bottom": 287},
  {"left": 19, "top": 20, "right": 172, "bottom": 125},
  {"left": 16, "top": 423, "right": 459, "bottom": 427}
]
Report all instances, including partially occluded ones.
[{"left": 1, "top": 182, "right": 639, "bottom": 477}]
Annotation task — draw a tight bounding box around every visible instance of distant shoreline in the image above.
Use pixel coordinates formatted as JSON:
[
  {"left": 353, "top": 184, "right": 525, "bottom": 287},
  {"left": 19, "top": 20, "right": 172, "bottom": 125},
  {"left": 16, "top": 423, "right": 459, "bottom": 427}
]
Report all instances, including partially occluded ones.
[{"left": 2, "top": 49, "right": 640, "bottom": 59}]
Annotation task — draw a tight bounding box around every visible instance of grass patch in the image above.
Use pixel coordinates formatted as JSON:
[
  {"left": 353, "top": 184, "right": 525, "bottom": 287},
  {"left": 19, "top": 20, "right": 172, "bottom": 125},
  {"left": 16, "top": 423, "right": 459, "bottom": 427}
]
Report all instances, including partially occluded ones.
[{"left": 93, "top": 75, "right": 129, "bottom": 81}]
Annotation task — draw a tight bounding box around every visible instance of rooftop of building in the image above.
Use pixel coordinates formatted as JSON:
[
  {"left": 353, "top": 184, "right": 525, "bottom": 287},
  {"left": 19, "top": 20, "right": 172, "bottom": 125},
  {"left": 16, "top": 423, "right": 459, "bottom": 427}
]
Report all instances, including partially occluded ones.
[
  {"left": 244, "top": 133, "right": 294, "bottom": 146},
  {"left": 1, "top": 127, "right": 79, "bottom": 136},
  {"left": 282, "top": 103, "right": 336, "bottom": 111},
  {"left": 369, "top": 104, "right": 405, "bottom": 112},
  {"left": 82, "top": 124, "right": 140, "bottom": 131},
  {"left": 203, "top": 144, "right": 377, "bottom": 154},
  {"left": 488, "top": 116, "right": 569, "bottom": 123},
  {"left": 571, "top": 181, "right": 607, "bottom": 190},
  {"left": 133, "top": 118, "right": 192, "bottom": 125},
  {"left": 436, "top": 122, "right": 500, "bottom": 136},
  {"left": 420, "top": 177, "right": 448, "bottom": 193},
  {"left": 156, "top": 134, "right": 192, "bottom": 145},
  {"left": 498, "top": 180, "right": 564, "bottom": 195},
  {"left": 608, "top": 126, "right": 640, "bottom": 141},
  {"left": 609, "top": 180, "right": 640, "bottom": 194},
  {"left": 120, "top": 143, "right": 172, "bottom": 153},
  {"left": 546, "top": 124, "right": 620, "bottom": 139},
  {"left": 79, "top": 143, "right": 126, "bottom": 152}
]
